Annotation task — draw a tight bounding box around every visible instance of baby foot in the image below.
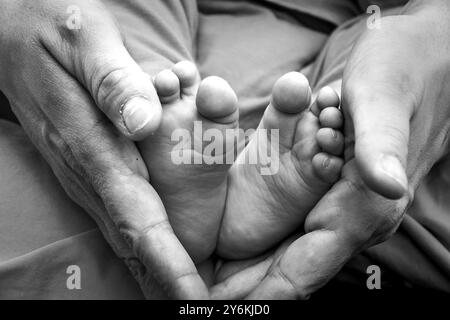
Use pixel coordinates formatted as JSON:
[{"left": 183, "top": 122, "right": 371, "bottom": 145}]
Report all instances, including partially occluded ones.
[
  {"left": 138, "top": 61, "right": 238, "bottom": 263},
  {"left": 218, "top": 72, "right": 344, "bottom": 259}
]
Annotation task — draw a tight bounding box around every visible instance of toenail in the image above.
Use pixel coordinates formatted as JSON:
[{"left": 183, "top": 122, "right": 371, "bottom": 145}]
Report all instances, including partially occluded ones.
[
  {"left": 322, "top": 157, "right": 331, "bottom": 168},
  {"left": 331, "top": 129, "right": 338, "bottom": 139}
]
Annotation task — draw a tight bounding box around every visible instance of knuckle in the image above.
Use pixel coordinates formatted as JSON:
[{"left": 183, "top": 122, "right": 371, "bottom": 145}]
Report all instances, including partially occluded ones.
[
  {"left": 53, "top": 1, "right": 106, "bottom": 45},
  {"left": 50, "top": 3, "right": 88, "bottom": 45},
  {"left": 96, "top": 66, "right": 127, "bottom": 95},
  {"left": 40, "top": 121, "right": 89, "bottom": 180},
  {"left": 339, "top": 176, "right": 373, "bottom": 203},
  {"left": 271, "top": 268, "right": 309, "bottom": 300},
  {"left": 337, "top": 177, "right": 405, "bottom": 247},
  {"left": 140, "top": 219, "right": 172, "bottom": 243},
  {"left": 345, "top": 227, "right": 372, "bottom": 249},
  {"left": 117, "top": 220, "right": 138, "bottom": 250},
  {"left": 55, "top": 17, "right": 83, "bottom": 46},
  {"left": 382, "top": 124, "right": 409, "bottom": 150},
  {"left": 116, "top": 217, "right": 171, "bottom": 248},
  {"left": 118, "top": 216, "right": 171, "bottom": 256},
  {"left": 124, "top": 257, "right": 146, "bottom": 281},
  {"left": 373, "top": 215, "right": 398, "bottom": 243},
  {"left": 367, "top": 199, "right": 407, "bottom": 246},
  {"left": 92, "top": 64, "right": 135, "bottom": 111}
]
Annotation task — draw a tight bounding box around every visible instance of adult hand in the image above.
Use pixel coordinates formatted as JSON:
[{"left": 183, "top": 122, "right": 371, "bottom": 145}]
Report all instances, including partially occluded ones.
[
  {"left": 0, "top": 0, "right": 207, "bottom": 299},
  {"left": 211, "top": 0, "right": 450, "bottom": 299}
]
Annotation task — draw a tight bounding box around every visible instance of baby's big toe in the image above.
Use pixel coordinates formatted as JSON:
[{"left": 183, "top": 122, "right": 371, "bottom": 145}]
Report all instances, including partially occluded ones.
[
  {"left": 196, "top": 76, "right": 238, "bottom": 124},
  {"left": 271, "top": 72, "right": 311, "bottom": 114}
]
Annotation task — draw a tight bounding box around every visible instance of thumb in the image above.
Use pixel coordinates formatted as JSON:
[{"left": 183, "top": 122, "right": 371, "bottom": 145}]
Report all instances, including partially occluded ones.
[
  {"left": 343, "top": 73, "right": 413, "bottom": 200},
  {"left": 247, "top": 230, "right": 349, "bottom": 300},
  {"left": 45, "top": 2, "right": 162, "bottom": 140}
]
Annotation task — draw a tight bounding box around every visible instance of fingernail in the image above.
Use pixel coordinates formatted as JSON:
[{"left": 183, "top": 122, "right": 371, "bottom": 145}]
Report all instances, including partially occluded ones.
[
  {"left": 379, "top": 154, "right": 408, "bottom": 192},
  {"left": 121, "top": 96, "right": 153, "bottom": 134}
]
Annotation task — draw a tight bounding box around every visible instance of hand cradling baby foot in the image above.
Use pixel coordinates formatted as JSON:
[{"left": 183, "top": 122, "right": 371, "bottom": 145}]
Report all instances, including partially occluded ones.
[{"left": 140, "top": 62, "right": 345, "bottom": 262}]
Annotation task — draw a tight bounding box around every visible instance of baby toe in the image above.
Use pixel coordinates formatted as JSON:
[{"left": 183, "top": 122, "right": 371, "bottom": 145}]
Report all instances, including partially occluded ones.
[{"left": 154, "top": 69, "right": 180, "bottom": 104}]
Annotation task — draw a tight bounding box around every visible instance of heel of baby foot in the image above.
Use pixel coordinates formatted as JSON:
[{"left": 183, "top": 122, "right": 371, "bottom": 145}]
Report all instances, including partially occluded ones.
[{"left": 217, "top": 219, "right": 266, "bottom": 260}]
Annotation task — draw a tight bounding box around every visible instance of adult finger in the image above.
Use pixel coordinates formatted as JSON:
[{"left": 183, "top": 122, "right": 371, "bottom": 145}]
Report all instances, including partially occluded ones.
[
  {"left": 12, "top": 45, "right": 207, "bottom": 299},
  {"left": 41, "top": 0, "right": 162, "bottom": 140},
  {"left": 341, "top": 27, "right": 417, "bottom": 199},
  {"left": 210, "top": 236, "right": 297, "bottom": 300},
  {"left": 248, "top": 164, "right": 410, "bottom": 299}
]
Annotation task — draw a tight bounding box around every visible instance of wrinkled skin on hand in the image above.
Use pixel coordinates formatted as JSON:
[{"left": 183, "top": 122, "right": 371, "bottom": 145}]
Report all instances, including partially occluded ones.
[
  {"left": 211, "top": 1, "right": 450, "bottom": 299},
  {"left": 1, "top": 0, "right": 449, "bottom": 300},
  {"left": 0, "top": 0, "right": 207, "bottom": 299}
]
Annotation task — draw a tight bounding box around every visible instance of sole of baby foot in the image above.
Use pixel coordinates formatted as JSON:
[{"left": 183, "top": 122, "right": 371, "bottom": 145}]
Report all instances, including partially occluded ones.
[
  {"left": 218, "top": 73, "right": 344, "bottom": 259},
  {"left": 139, "top": 61, "right": 238, "bottom": 263}
]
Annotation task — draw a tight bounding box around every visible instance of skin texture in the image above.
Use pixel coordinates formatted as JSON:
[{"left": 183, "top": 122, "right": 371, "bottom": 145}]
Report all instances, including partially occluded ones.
[
  {"left": 0, "top": 0, "right": 207, "bottom": 299},
  {"left": 1, "top": 0, "right": 449, "bottom": 300},
  {"left": 211, "top": 0, "right": 450, "bottom": 299},
  {"left": 140, "top": 62, "right": 239, "bottom": 264},
  {"left": 218, "top": 75, "right": 344, "bottom": 259}
]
